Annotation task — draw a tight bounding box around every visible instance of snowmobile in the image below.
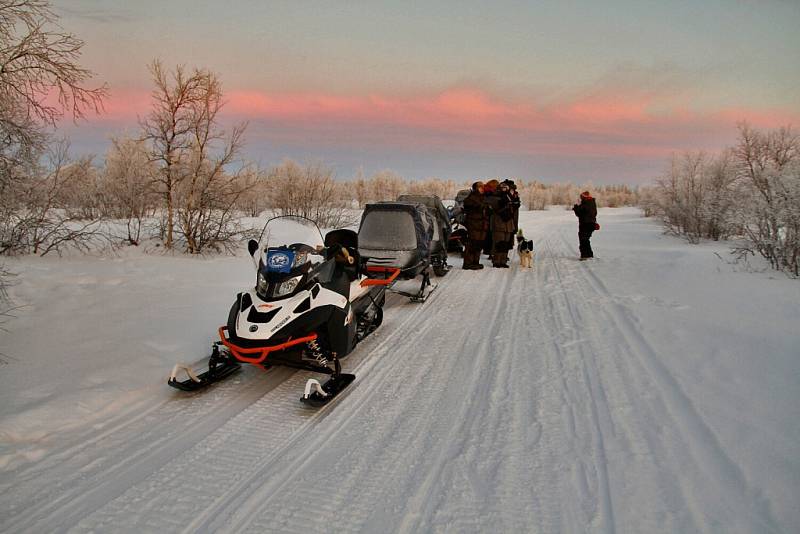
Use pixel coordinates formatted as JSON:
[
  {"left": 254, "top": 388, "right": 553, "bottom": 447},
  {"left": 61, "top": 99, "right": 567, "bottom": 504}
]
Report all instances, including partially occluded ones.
[
  {"left": 358, "top": 201, "right": 438, "bottom": 302},
  {"left": 396, "top": 194, "right": 452, "bottom": 276},
  {"left": 168, "top": 216, "right": 399, "bottom": 407},
  {"left": 447, "top": 189, "right": 471, "bottom": 254}
]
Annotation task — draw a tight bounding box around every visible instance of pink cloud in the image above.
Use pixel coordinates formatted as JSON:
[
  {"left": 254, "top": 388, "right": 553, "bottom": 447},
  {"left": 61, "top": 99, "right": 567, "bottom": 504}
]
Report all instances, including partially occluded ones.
[
  {"left": 92, "top": 86, "right": 799, "bottom": 159},
  {"left": 99, "top": 89, "right": 152, "bottom": 120}
]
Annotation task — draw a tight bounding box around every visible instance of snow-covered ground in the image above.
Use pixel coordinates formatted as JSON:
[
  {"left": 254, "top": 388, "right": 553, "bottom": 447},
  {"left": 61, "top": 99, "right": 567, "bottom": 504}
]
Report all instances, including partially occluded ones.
[{"left": 1, "top": 207, "right": 798, "bottom": 533}]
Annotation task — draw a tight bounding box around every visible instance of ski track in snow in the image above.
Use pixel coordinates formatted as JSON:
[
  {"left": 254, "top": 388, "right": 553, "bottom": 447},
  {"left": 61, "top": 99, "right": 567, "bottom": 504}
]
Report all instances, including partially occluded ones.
[
  {"left": 1, "top": 213, "right": 793, "bottom": 533},
  {"left": 0, "top": 363, "right": 296, "bottom": 533},
  {"left": 553, "top": 230, "right": 782, "bottom": 534}
]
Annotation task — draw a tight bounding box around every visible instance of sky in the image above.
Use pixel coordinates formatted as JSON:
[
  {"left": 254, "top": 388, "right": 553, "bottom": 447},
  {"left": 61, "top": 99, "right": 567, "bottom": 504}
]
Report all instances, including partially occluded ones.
[{"left": 53, "top": 0, "right": 800, "bottom": 185}]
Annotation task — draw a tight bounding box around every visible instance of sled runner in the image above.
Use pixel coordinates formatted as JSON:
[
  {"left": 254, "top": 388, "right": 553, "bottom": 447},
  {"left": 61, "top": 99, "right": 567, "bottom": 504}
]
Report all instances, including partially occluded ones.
[{"left": 167, "top": 343, "right": 241, "bottom": 392}]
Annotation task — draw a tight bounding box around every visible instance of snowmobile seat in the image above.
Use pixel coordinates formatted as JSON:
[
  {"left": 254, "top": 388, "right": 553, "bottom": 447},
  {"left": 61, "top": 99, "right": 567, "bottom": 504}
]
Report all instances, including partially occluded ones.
[
  {"left": 325, "top": 228, "right": 358, "bottom": 250},
  {"left": 325, "top": 228, "right": 362, "bottom": 280}
]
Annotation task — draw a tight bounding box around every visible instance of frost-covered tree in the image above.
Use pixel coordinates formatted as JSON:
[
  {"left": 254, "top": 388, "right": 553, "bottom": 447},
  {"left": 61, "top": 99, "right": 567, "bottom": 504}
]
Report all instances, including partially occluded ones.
[
  {"left": 651, "top": 151, "right": 736, "bottom": 243},
  {"left": 100, "top": 136, "right": 157, "bottom": 245},
  {"left": 520, "top": 180, "right": 550, "bottom": 210},
  {"left": 233, "top": 166, "right": 269, "bottom": 217},
  {"left": 368, "top": 170, "right": 404, "bottom": 201},
  {"left": 141, "top": 60, "right": 249, "bottom": 253},
  {"left": 732, "top": 124, "right": 800, "bottom": 275},
  {"left": 0, "top": 0, "right": 106, "bottom": 191},
  {"left": 266, "top": 159, "right": 355, "bottom": 228},
  {"left": 0, "top": 0, "right": 106, "bottom": 270},
  {"left": 0, "top": 139, "right": 106, "bottom": 256}
]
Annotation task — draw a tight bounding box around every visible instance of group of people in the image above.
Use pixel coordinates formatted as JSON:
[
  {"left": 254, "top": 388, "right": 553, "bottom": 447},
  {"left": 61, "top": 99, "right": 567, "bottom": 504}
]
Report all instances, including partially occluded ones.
[
  {"left": 461, "top": 179, "right": 521, "bottom": 269},
  {"left": 460, "top": 182, "right": 599, "bottom": 269}
]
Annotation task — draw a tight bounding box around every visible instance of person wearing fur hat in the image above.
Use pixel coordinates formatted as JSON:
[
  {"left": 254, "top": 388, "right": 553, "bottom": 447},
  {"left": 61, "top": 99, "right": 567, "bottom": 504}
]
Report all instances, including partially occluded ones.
[
  {"left": 462, "top": 181, "right": 489, "bottom": 269},
  {"left": 573, "top": 191, "right": 598, "bottom": 260}
]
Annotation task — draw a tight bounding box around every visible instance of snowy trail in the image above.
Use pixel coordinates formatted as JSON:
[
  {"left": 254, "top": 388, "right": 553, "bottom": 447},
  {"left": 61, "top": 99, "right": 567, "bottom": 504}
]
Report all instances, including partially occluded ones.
[
  {"left": 1, "top": 208, "right": 797, "bottom": 533},
  {"left": 558, "top": 239, "right": 782, "bottom": 533},
  {"left": 1, "top": 364, "right": 296, "bottom": 533}
]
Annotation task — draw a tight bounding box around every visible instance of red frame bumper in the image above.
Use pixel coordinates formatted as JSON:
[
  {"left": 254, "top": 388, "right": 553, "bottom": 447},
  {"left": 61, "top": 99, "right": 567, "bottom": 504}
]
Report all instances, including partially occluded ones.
[{"left": 218, "top": 326, "right": 318, "bottom": 365}]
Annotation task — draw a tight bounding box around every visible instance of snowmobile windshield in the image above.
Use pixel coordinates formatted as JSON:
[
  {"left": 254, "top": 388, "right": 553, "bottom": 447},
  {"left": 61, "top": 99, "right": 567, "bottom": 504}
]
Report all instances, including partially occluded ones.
[
  {"left": 259, "top": 215, "right": 325, "bottom": 253},
  {"left": 255, "top": 216, "right": 330, "bottom": 300},
  {"left": 359, "top": 210, "right": 418, "bottom": 250}
]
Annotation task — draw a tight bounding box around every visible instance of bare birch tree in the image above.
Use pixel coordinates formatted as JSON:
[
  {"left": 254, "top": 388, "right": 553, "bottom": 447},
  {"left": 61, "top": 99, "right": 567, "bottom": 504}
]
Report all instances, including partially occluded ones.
[
  {"left": 0, "top": 0, "right": 106, "bottom": 188},
  {"left": 141, "top": 61, "right": 251, "bottom": 253},
  {"left": 141, "top": 60, "right": 208, "bottom": 249}
]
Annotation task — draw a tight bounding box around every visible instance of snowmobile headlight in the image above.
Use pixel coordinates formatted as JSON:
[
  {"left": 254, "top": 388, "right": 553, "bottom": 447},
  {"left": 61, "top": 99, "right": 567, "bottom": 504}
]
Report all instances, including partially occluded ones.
[
  {"left": 274, "top": 275, "right": 303, "bottom": 297},
  {"left": 257, "top": 271, "right": 268, "bottom": 294}
]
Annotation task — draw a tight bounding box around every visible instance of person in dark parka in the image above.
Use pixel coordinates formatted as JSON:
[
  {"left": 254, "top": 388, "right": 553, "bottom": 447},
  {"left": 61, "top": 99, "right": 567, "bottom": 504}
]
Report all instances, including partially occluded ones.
[
  {"left": 503, "top": 179, "right": 521, "bottom": 235},
  {"left": 487, "top": 181, "right": 516, "bottom": 267},
  {"left": 573, "top": 191, "right": 598, "bottom": 259},
  {"left": 481, "top": 179, "right": 499, "bottom": 256},
  {"left": 462, "top": 181, "right": 488, "bottom": 270}
]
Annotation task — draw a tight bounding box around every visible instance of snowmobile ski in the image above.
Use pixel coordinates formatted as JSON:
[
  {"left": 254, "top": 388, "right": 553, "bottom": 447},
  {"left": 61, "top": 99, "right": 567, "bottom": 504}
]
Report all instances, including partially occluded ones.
[
  {"left": 300, "top": 373, "right": 356, "bottom": 407},
  {"left": 168, "top": 344, "right": 241, "bottom": 392},
  {"left": 392, "top": 273, "right": 437, "bottom": 302}
]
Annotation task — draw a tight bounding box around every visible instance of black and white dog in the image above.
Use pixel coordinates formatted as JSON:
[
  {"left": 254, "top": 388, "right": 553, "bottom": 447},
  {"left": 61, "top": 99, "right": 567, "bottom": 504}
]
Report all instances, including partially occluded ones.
[{"left": 516, "top": 230, "right": 534, "bottom": 268}]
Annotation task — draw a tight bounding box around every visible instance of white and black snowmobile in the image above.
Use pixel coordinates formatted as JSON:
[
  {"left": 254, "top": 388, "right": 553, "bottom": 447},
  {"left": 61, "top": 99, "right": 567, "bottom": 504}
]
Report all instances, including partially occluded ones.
[{"left": 168, "top": 216, "right": 398, "bottom": 407}]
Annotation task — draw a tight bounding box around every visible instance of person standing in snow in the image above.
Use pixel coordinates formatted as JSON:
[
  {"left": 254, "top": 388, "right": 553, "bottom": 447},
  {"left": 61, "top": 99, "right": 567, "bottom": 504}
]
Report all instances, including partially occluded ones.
[
  {"left": 573, "top": 190, "right": 598, "bottom": 260},
  {"left": 482, "top": 179, "right": 499, "bottom": 257},
  {"left": 503, "top": 179, "right": 521, "bottom": 235},
  {"left": 487, "top": 181, "right": 516, "bottom": 267},
  {"left": 462, "top": 181, "right": 488, "bottom": 270}
]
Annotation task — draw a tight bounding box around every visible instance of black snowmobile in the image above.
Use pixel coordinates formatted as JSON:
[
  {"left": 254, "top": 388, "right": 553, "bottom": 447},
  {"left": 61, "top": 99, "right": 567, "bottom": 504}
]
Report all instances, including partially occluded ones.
[
  {"left": 358, "top": 201, "right": 438, "bottom": 302},
  {"left": 168, "top": 216, "right": 398, "bottom": 407},
  {"left": 396, "top": 194, "right": 452, "bottom": 276},
  {"left": 447, "top": 189, "right": 471, "bottom": 254}
]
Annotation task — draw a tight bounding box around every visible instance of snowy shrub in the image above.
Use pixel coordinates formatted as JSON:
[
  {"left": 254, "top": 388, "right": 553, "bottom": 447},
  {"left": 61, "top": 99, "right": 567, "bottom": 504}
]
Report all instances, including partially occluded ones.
[
  {"left": 647, "top": 124, "right": 799, "bottom": 277},
  {"left": 0, "top": 141, "right": 109, "bottom": 256},
  {"left": 97, "top": 136, "right": 158, "bottom": 246},
  {"left": 266, "top": 160, "right": 357, "bottom": 228},
  {"left": 233, "top": 167, "right": 271, "bottom": 217},
  {"left": 520, "top": 181, "right": 550, "bottom": 210},
  {"left": 404, "top": 177, "right": 458, "bottom": 200},
  {"left": 650, "top": 151, "right": 737, "bottom": 243},
  {"left": 732, "top": 125, "right": 800, "bottom": 276},
  {"left": 366, "top": 169, "right": 406, "bottom": 202}
]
